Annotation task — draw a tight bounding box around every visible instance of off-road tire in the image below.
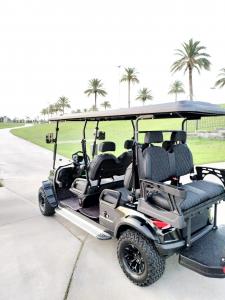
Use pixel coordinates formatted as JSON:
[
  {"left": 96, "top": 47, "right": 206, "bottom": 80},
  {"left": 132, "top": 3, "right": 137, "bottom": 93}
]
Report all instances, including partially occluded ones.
[
  {"left": 117, "top": 229, "right": 165, "bottom": 286},
  {"left": 38, "top": 187, "right": 55, "bottom": 216}
]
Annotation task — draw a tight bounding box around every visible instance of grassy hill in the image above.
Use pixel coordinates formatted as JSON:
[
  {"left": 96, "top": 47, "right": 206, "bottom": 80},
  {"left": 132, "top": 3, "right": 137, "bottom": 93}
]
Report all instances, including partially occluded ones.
[
  {"left": 0, "top": 122, "right": 24, "bottom": 129},
  {"left": 11, "top": 117, "right": 225, "bottom": 164}
]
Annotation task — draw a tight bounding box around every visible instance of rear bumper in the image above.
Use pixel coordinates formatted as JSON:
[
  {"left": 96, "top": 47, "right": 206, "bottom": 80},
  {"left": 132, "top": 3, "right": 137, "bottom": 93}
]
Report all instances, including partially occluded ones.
[{"left": 179, "top": 255, "right": 225, "bottom": 278}]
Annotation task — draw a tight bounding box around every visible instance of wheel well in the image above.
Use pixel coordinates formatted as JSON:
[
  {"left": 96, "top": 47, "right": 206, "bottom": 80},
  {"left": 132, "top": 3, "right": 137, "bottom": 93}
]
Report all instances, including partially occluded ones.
[
  {"left": 115, "top": 217, "right": 157, "bottom": 241},
  {"left": 116, "top": 225, "right": 133, "bottom": 239}
]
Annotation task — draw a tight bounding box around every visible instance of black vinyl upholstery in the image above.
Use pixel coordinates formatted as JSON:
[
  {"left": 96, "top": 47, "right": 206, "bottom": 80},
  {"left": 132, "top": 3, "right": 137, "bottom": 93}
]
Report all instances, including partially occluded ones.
[
  {"left": 99, "top": 141, "right": 115, "bottom": 152},
  {"left": 88, "top": 153, "right": 119, "bottom": 180},
  {"left": 150, "top": 180, "right": 224, "bottom": 211},
  {"left": 117, "top": 140, "right": 133, "bottom": 172}
]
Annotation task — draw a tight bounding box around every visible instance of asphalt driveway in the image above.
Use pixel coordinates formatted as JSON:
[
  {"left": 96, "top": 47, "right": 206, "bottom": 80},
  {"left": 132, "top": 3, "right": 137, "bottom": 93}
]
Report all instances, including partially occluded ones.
[{"left": 0, "top": 127, "right": 225, "bottom": 300}]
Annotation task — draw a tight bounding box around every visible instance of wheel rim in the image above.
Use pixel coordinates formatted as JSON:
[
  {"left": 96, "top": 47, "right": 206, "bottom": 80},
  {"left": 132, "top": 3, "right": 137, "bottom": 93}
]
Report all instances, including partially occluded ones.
[{"left": 122, "top": 244, "right": 145, "bottom": 275}]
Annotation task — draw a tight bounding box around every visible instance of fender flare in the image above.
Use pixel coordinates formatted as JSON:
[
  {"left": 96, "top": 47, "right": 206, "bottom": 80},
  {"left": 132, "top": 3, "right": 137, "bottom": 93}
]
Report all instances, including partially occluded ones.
[
  {"left": 41, "top": 180, "right": 58, "bottom": 208},
  {"left": 114, "top": 216, "right": 158, "bottom": 241}
]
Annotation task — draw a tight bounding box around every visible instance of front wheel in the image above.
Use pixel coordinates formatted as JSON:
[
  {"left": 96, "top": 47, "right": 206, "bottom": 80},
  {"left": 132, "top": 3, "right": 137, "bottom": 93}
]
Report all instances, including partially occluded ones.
[
  {"left": 38, "top": 187, "right": 55, "bottom": 216},
  {"left": 117, "top": 230, "right": 165, "bottom": 286}
]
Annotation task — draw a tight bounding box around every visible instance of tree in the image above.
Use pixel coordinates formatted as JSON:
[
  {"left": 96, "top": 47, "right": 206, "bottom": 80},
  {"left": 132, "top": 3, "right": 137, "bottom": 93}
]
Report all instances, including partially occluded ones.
[
  {"left": 101, "top": 100, "right": 111, "bottom": 110},
  {"left": 121, "top": 67, "right": 139, "bottom": 108},
  {"left": 40, "top": 108, "right": 48, "bottom": 119},
  {"left": 171, "top": 39, "right": 211, "bottom": 100},
  {"left": 84, "top": 79, "right": 107, "bottom": 110},
  {"left": 136, "top": 88, "right": 153, "bottom": 105},
  {"left": 57, "top": 96, "right": 70, "bottom": 114},
  {"left": 48, "top": 104, "right": 56, "bottom": 117},
  {"left": 89, "top": 105, "right": 98, "bottom": 112},
  {"left": 215, "top": 68, "right": 225, "bottom": 89},
  {"left": 168, "top": 80, "right": 185, "bottom": 101}
]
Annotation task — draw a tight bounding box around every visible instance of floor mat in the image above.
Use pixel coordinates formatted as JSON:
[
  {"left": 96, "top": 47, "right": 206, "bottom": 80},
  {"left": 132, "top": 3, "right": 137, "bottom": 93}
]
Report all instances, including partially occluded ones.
[
  {"left": 79, "top": 204, "right": 99, "bottom": 219},
  {"left": 60, "top": 197, "right": 81, "bottom": 211}
]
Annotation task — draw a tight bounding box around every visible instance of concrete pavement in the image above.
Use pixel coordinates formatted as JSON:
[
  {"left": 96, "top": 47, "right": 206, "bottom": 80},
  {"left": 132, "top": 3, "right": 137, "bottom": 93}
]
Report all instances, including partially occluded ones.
[{"left": 1, "top": 127, "right": 225, "bottom": 300}]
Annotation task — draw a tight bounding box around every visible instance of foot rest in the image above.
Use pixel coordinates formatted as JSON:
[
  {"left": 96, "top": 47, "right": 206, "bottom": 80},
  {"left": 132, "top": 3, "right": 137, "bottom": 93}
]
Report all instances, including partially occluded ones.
[{"left": 179, "top": 225, "right": 225, "bottom": 278}]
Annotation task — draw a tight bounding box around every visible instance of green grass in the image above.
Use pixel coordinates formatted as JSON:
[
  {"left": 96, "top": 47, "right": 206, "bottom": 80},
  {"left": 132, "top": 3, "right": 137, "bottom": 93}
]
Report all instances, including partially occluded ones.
[
  {"left": 0, "top": 122, "right": 24, "bottom": 129},
  {"left": 11, "top": 118, "right": 225, "bottom": 165}
]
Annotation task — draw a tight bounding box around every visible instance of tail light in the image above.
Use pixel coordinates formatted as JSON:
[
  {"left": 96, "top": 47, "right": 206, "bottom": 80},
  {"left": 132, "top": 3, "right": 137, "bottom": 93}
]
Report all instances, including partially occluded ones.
[{"left": 152, "top": 220, "right": 171, "bottom": 229}]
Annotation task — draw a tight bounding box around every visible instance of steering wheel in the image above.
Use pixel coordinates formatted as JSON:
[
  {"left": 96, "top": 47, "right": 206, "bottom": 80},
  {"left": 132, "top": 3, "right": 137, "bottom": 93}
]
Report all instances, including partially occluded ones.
[{"left": 72, "top": 151, "right": 90, "bottom": 166}]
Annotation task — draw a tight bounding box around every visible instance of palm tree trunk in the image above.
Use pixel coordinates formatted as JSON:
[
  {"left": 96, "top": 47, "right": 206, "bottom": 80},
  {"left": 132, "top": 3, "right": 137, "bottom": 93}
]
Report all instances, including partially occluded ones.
[
  {"left": 128, "top": 80, "right": 131, "bottom": 108},
  {"left": 175, "top": 93, "right": 177, "bottom": 102},
  {"left": 189, "top": 67, "right": 193, "bottom": 101},
  {"left": 94, "top": 92, "right": 97, "bottom": 109}
]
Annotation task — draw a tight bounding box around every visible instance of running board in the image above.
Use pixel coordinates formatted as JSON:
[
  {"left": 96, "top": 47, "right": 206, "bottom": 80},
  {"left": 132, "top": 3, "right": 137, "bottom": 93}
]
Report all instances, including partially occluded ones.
[{"left": 55, "top": 207, "right": 112, "bottom": 240}]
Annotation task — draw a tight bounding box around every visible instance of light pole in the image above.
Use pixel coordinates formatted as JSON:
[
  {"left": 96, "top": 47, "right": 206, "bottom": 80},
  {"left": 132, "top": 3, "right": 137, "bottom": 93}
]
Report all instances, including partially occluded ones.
[{"left": 117, "top": 65, "right": 124, "bottom": 104}]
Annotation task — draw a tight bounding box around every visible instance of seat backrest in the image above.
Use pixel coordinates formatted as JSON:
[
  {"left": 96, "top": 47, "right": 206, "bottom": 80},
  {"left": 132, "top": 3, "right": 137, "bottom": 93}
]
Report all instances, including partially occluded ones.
[
  {"left": 88, "top": 141, "right": 118, "bottom": 181},
  {"left": 139, "top": 131, "right": 172, "bottom": 182},
  {"left": 124, "top": 163, "right": 133, "bottom": 190},
  {"left": 117, "top": 139, "right": 133, "bottom": 172},
  {"left": 169, "top": 131, "right": 194, "bottom": 177}
]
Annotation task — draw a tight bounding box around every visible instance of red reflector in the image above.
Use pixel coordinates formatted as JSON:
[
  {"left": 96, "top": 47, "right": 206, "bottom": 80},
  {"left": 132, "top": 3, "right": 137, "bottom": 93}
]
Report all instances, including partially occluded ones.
[
  {"left": 152, "top": 220, "right": 170, "bottom": 229},
  {"left": 223, "top": 267, "right": 225, "bottom": 274}
]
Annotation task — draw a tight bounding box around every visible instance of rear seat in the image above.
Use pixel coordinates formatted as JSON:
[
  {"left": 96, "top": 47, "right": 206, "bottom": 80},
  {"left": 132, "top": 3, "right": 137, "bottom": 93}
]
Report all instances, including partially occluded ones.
[{"left": 139, "top": 131, "right": 224, "bottom": 211}]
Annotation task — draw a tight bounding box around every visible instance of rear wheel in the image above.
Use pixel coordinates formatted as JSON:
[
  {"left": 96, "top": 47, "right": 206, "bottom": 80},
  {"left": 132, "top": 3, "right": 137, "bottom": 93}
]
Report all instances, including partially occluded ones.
[
  {"left": 38, "top": 187, "right": 55, "bottom": 216},
  {"left": 117, "top": 229, "right": 165, "bottom": 286}
]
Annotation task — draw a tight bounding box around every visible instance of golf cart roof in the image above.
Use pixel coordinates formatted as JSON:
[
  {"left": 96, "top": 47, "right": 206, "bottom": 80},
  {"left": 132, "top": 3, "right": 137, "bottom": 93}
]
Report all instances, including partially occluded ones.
[{"left": 50, "top": 101, "right": 225, "bottom": 122}]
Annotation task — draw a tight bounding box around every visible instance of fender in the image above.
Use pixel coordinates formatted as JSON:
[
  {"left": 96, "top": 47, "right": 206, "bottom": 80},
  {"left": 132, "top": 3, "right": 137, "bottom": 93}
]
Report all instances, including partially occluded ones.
[
  {"left": 42, "top": 180, "right": 58, "bottom": 208},
  {"left": 114, "top": 215, "right": 158, "bottom": 241}
]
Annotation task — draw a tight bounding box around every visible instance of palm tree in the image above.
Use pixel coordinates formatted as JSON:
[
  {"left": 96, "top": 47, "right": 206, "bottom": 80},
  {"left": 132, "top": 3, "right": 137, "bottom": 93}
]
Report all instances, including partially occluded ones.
[
  {"left": 48, "top": 104, "right": 56, "bottom": 117},
  {"left": 84, "top": 79, "right": 107, "bottom": 110},
  {"left": 215, "top": 68, "right": 225, "bottom": 89},
  {"left": 89, "top": 105, "right": 98, "bottom": 112},
  {"left": 40, "top": 108, "right": 48, "bottom": 119},
  {"left": 57, "top": 96, "right": 70, "bottom": 114},
  {"left": 171, "top": 39, "right": 211, "bottom": 100},
  {"left": 168, "top": 80, "right": 185, "bottom": 101},
  {"left": 101, "top": 100, "right": 111, "bottom": 110},
  {"left": 121, "top": 67, "right": 139, "bottom": 108},
  {"left": 136, "top": 88, "right": 153, "bottom": 105}
]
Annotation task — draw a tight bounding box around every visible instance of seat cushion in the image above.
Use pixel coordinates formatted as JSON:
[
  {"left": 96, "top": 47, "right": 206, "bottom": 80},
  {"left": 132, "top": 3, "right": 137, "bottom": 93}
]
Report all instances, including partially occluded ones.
[{"left": 150, "top": 180, "right": 224, "bottom": 211}]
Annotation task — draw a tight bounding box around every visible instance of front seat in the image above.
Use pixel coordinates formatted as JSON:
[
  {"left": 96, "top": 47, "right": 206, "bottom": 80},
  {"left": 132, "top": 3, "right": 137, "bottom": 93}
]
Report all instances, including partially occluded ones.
[
  {"left": 88, "top": 141, "right": 119, "bottom": 183},
  {"left": 70, "top": 141, "right": 121, "bottom": 198}
]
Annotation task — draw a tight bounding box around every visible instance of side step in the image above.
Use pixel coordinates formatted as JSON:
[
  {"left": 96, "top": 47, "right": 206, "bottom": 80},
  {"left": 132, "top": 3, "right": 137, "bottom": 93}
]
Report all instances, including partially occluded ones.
[
  {"left": 55, "top": 207, "right": 112, "bottom": 240},
  {"left": 179, "top": 225, "right": 225, "bottom": 278}
]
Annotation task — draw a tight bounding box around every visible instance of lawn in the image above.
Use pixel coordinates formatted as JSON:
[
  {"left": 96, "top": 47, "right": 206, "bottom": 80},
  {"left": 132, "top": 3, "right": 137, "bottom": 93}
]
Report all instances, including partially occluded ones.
[
  {"left": 11, "top": 118, "right": 225, "bottom": 165},
  {"left": 0, "top": 122, "right": 24, "bottom": 129}
]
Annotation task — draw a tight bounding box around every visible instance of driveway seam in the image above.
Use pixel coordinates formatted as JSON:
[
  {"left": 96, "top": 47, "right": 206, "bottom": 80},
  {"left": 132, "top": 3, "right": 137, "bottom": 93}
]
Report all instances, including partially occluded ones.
[{"left": 63, "top": 233, "right": 88, "bottom": 300}]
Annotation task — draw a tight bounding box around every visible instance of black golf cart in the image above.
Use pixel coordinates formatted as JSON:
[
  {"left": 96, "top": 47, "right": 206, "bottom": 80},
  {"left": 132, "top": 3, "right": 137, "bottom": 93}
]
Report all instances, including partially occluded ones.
[{"left": 39, "top": 101, "right": 225, "bottom": 286}]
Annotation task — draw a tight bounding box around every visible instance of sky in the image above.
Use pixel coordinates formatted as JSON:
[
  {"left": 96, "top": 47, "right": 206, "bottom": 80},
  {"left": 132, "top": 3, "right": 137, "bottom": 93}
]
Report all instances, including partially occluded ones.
[{"left": 1, "top": 0, "right": 225, "bottom": 119}]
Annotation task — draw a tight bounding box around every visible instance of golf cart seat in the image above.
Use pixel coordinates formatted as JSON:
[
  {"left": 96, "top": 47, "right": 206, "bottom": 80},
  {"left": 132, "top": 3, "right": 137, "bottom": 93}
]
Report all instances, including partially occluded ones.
[
  {"left": 70, "top": 141, "right": 125, "bottom": 200},
  {"left": 139, "top": 131, "right": 225, "bottom": 211},
  {"left": 117, "top": 139, "right": 133, "bottom": 172},
  {"left": 88, "top": 141, "right": 119, "bottom": 181}
]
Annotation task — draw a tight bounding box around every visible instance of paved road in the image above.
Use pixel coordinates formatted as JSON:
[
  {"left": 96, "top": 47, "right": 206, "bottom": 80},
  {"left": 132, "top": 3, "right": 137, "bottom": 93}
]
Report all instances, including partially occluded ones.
[{"left": 1, "top": 127, "right": 225, "bottom": 300}]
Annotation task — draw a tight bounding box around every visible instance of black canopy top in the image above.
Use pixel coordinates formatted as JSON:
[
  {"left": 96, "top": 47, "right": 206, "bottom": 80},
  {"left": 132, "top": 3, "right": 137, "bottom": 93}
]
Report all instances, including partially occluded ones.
[{"left": 50, "top": 101, "right": 225, "bottom": 122}]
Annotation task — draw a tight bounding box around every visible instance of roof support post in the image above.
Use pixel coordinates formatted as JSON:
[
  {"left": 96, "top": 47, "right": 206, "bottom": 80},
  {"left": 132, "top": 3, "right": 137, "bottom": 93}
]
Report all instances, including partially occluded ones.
[
  {"left": 53, "top": 121, "right": 59, "bottom": 169},
  {"left": 81, "top": 120, "right": 90, "bottom": 185},
  {"left": 92, "top": 121, "right": 99, "bottom": 159},
  {"left": 182, "top": 118, "right": 188, "bottom": 131}
]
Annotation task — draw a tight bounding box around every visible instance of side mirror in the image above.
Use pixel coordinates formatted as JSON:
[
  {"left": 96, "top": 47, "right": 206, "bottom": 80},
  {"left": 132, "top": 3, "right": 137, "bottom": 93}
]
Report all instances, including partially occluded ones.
[
  {"left": 97, "top": 131, "right": 105, "bottom": 140},
  {"left": 46, "top": 133, "right": 56, "bottom": 144}
]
